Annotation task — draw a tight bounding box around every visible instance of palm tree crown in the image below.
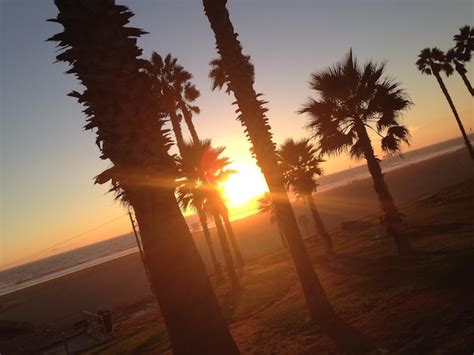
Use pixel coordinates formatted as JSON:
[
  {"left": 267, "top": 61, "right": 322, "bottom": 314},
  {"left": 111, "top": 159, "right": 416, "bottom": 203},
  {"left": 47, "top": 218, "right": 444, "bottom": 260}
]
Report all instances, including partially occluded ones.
[
  {"left": 177, "top": 140, "right": 236, "bottom": 214},
  {"left": 301, "top": 51, "right": 412, "bottom": 159},
  {"left": 417, "top": 48, "right": 453, "bottom": 76},
  {"left": 278, "top": 138, "right": 324, "bottom": 198},
  {"left": 453, "top": 25, "right": 474, "bottom": 62},
  {"left": 257, "top": 192, "right": 276, "bottom": 223},
  {"left": 146, "top": 52, "right": 201, "bottom": 144},
  {"left": 447, "top": 26, "right": 474, "bottom": 96}
]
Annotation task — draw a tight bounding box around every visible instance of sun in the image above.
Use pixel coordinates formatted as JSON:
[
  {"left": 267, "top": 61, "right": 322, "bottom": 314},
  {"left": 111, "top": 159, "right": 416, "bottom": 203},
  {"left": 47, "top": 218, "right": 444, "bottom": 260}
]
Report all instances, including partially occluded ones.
[{"left": 221, "top": 164, "right": 268, "bottom": 208}]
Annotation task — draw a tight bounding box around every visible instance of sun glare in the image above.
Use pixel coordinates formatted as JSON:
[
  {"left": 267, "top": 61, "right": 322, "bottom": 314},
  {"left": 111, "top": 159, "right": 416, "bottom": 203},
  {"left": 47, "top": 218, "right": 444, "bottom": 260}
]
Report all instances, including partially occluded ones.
[{"left": 221, "top": 164, "right": 268, "bottom": 208}]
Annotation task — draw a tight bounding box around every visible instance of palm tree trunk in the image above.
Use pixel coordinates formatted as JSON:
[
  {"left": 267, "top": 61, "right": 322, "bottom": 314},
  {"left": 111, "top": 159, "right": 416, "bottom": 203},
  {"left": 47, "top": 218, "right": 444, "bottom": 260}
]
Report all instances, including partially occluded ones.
[
  {"left": 130, "top": 188, "right": 238, "bottom": 354},
  {"left": 433, "top": 70, "right": 474, "bottom": 159},
  {"left": 181, "top": 105, "right": 201, "bottom": 143},
  {"left": 198, "top": 207, "right": 223, "bottom": 280},
  {"left": 220, "top": 205, "right": 244, "bottom": 267},
  {"left": 455, "top": 63, "right": 474, "bottom": 96},
  {"left": 203, "top": 1, "right": 372, "bottom": 351},
  {"left": 355, "top": 121, "right": 412, "bottom": 255},
  {"left": 169, "top": 110, "right": 186, "bottom": 154},
  {"left": 212, "top": 211, "right": 240, "bottom": 291},
  {"left": 275, "top": 217, "right": 288, "bottom": 248},
  {"left": 306, "top": 196, "right": 333, "bottom": 255}
]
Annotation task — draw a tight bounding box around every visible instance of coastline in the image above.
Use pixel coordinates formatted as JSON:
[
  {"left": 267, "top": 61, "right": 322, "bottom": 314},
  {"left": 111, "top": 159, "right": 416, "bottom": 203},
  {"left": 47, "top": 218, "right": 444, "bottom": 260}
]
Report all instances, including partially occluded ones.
[{"left": 0, "top": 146, "right": 472, "bottom": 325}]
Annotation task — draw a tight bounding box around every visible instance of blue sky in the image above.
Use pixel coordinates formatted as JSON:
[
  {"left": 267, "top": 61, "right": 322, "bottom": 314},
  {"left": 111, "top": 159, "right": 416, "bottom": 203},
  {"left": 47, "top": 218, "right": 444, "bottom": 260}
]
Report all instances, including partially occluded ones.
[{"left": 1, "top": 0, "right": 472, "bottom": 268}]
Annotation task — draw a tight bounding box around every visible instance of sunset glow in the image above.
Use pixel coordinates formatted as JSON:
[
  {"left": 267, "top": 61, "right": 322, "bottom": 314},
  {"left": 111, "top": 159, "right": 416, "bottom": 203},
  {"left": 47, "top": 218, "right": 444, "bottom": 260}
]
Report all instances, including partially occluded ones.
[{"left": 221, "top": 164, "right": 268, "bottom": 207}]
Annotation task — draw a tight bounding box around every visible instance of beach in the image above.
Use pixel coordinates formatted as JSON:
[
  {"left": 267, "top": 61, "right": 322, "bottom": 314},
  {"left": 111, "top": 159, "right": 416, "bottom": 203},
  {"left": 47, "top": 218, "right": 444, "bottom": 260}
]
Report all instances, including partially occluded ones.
[{"left": 1, "top": 147, "right": 473, "bottom": 328}]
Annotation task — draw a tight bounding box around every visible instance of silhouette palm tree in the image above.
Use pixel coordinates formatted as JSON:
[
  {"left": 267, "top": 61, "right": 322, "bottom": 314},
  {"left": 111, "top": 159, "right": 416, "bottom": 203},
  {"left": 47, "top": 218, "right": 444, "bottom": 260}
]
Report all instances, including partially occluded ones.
[
  {"left": 203, "top": 1, "right": 372, "bottom": 352},
  {"left": 257, "top": 192, "right": 287, "bottom": 247},
  {"left": 417, "top": 48, "right": 474, "bottom": 159},
  {"left": 300, "top": 51, "right": 413, "bottom": 255},
  {"left": 145, "top": 52, "right": 201, "bottom": 152},
  {"left": 146, "top": 52, "right": 234, "bottom": 281},
  {"left": 179, "top": 140, "right": 240, "bottom": 290},
  {"left": 177, "top": 164, "right": 224, "bottom": 282},
  {"left": 199, "top": 140, "right": 244, "bottom": 268},
  {"left": 447, "top": 25, "right": 473, "bottom": 96},
  {"left": 278, "top": 139, "right": 333, "bottom": 254},
  {"left": 49, "top": 1, "right": 238, "bottom": 353}
]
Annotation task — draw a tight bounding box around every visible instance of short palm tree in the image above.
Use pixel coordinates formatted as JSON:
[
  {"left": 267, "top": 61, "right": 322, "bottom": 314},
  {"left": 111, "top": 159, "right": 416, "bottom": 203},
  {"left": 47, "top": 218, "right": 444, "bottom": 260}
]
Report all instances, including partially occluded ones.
[
  {"left": 417, "top": 48, "right": 474, "bottom": 159},
  {"left": 278, "top": 139, "right": 333, "bottom": 254},
  {"left": 49, "top": 1, "right": 237, "bottom": 353},
  {"left": 447, "top": 25, "right": 473, "bottom": 95},
  {"left": 203, "top": 1, "right": 371, "bottom": 351},
  {"left": 179, "top": 140, "right": 240, "bottom": 290},
  {"left": 299, "top": 51, "right": 413, "bottom": 255},
  {"left": 198, "top": 140, "right": 244, "bottom": 268},
  {"left": 177, "top": 168, "right": 224, "bottom": 281},
  {"left": 257, "top": 192, "right": 287, "bottom": 247}
]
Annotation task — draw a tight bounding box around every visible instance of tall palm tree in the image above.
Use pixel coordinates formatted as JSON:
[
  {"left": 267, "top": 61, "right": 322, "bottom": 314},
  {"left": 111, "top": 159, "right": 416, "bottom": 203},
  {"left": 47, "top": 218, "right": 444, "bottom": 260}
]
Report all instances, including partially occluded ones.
[
  {"left": 300, "top": 51, "right": 413, "bottom": 255},
  {"left": 203, "top": 1, "right": 372, "bottom": 351},
  {"left": 257, "top": 192, "right": 287, "bottom": 247},
  {"left": 145, "top": 52, "right": 201, "bottom": 151},
  {"left": 417, "top": 48, "right": 474, "bottom": 159},
  {"left": 278, "top": 139, "right": 333, "bottom": 254},
  {"left": 180, "top": 140, "right": 240, "bottom": 291},
  {"left": 49, "top": 1, "right": 238, "bottom": 353},
  {"left": 447, "top": 25, "right": 474, "bottom": 95},
  {"left": 146, "top": 52, "right": 232, "bottom": 281}
]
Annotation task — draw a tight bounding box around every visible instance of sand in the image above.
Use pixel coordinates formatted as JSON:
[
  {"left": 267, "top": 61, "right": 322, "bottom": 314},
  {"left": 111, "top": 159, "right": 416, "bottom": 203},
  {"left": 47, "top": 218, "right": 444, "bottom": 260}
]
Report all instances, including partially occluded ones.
[{"left": 1, "top": 148, "right": 472, "bottom": 328}]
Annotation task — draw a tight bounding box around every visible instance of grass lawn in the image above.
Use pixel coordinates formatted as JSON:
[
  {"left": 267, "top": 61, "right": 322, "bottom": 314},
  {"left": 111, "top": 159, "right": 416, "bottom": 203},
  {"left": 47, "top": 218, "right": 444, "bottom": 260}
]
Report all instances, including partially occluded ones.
[{"left": 84, "top": 178, "right": 474, "bottom": 354}]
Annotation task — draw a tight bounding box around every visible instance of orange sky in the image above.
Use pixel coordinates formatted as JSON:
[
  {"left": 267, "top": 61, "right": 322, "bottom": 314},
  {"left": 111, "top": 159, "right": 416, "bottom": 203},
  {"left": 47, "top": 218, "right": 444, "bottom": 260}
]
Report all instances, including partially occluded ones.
[{"left": 1, "top": 0, "right": 473, "bottom": 270}]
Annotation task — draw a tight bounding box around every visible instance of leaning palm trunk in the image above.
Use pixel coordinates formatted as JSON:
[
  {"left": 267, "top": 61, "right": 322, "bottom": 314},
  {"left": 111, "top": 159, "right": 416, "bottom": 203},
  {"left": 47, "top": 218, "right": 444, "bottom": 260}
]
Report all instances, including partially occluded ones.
[
  {"left": 221, "top": 205, "right": 245, "bottom": 266},
  {"left": 198, "top": 208, "right": 223, "bottom": 280},
  {"left": 131, "top": 188, "right": 238, "bottom": 353},
  {"left": 433, "top": 70, "right": 474, "bottom": 159},
  {"left": 169, "top": 110, "right": 186, "bottom": 154},
  {"left": 454, "top": 63, "right": 474, "bottom": 96},
  {"left": 275, "top": 218, "right": 288, "bottom": 248},
  {"left": 50, "top": 1, "right": 238, "bottom": 352},
  {"left": 203, "top": 0, "right": 372, "bottom": 351},
  {"left": 181, "top": 104, "right": 201, "bottom": 143},
  {"left": 306, "top": 196, "right": 333, "bottom": 254},
  {"left": 212, "top": 211, "right": 240, "bottom": 291},
  {"left": 355, "top": 122, "right": 412, "bottom": 254}
]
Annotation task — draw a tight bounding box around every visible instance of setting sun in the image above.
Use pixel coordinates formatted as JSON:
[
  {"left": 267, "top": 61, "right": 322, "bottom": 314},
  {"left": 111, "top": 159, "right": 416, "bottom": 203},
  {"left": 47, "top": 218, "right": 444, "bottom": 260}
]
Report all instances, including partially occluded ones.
[{"left": 221, "top": 164, "right": 268, "bottom": 207}]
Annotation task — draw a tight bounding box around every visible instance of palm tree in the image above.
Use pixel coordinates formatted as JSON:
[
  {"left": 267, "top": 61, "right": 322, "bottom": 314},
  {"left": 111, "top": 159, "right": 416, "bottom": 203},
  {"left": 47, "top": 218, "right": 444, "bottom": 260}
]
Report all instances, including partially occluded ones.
[
  {"left": 417, "top": 48, "right": 474, "bottom": 159},
  {"left": 220, "top": 202, "right": 245, "bottom": 267},
  {"left": 257, "top": 192, "right": 287, "bottom": 247},
  {"left": 176, "top": 172, "right": 224, "bottom": 281},
  {"left": 145, "top": 53, "right": 245, "bottom": 268},
  {"left": 447, "top": 25, "right": 473, "bottom": 95},
  {"left": 299, "top": 51, "right": 413, "bottom": 255},
  {"left": 199, "top": 141, "right": 244, "bottom": 268},
  {"left": 146, "top": 53, "right": 232, "bottom": 282},
  {"left": 145, "top": 52, "right": 201, "bottom": 152},
  {"left": 49, "top": 1, "right": 238, "bottom": 353},
  {"left": 180, "top": 140, "right": 240, "bottom": 290},
  {"left": 278, "top": 139, "right": 333, "bottom": 254},
  {"left": 203, "top": 1, "right": 372, "bottom": 351}
]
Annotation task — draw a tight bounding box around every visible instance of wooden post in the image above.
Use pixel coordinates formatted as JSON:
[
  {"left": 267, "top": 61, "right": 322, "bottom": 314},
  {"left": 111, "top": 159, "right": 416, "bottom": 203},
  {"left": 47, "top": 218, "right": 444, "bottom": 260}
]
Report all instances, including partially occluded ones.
[{"left": 128, "top": 210, "right": 156, "bottom": 298}]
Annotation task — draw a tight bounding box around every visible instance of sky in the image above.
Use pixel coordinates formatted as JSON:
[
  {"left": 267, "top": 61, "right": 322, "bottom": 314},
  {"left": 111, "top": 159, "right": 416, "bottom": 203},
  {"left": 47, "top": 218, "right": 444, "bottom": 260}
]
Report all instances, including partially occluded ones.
[{"left": 0, "top": 0, "right": 472, "bottom": 269}]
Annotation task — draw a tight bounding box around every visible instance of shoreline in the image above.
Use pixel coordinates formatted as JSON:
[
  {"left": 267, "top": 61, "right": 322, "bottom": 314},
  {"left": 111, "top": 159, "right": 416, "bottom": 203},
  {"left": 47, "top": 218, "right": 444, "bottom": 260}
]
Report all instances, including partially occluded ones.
[{"left": 1, "top": 145, "right": 472, "bottom": 299}]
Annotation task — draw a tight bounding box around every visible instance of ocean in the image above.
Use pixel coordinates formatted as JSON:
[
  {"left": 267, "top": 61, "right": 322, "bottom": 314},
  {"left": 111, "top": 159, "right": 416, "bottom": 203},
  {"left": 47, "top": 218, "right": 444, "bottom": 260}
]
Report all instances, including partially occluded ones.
[{"left": 0, "top": 135, "right": 471, "bottom": 296}]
